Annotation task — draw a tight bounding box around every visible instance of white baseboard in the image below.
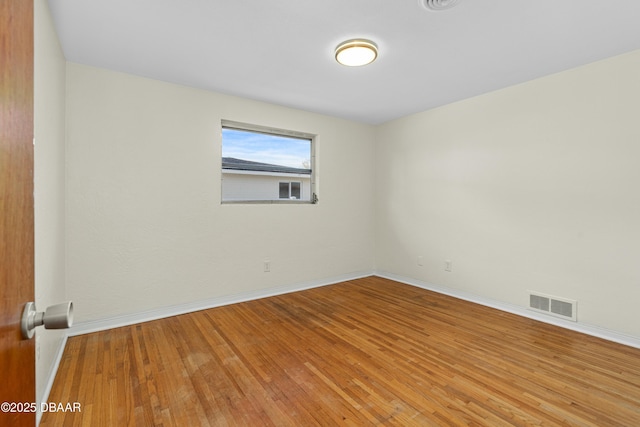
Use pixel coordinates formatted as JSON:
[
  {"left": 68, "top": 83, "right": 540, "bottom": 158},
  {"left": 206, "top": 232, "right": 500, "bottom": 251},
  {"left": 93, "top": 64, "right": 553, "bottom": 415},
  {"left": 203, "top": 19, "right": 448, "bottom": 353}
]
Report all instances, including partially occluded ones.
[
  {"left": 36, "top": 333, "right": 68, "bottom": 426},
  {"left": 375, "top": 270, "right": 640, "bottom": 350},
  {"left": 68, "top": 270, "right": 374, "bottom": 337},
  {"left": 69, "top": 271, "right": 640, "bottom": 349}
]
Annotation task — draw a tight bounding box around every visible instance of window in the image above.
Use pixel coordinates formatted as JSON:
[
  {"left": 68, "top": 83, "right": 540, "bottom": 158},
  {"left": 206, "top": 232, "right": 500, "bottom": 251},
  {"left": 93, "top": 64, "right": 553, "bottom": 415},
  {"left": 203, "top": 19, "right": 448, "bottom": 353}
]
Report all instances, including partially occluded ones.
[
  {"left": 221, "top": 121, "right": 316, "bottom": 203},
  {"left": 279, "top": 182, "right": 301, "bottom": 199}
]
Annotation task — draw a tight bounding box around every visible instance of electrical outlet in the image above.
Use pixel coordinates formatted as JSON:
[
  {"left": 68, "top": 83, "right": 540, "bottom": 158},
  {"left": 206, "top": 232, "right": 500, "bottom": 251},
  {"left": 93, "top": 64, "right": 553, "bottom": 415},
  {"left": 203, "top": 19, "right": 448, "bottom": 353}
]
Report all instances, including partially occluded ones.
[
  {"left": 264, "top": 260, "right": 271, "bottom": 272},
  {"left": 445, "top": 259, "right": 452, "bottom": 272}
]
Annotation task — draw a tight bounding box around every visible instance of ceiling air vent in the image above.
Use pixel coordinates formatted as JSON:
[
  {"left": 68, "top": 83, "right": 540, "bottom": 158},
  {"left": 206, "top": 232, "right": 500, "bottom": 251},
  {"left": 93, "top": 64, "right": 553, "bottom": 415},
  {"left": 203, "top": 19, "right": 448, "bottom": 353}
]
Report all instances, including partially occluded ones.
[
  {"left": 422, "top": 0, "right": 461, "bottom": 11},
  {"left": 528, "top": 291, "right": 577, "bottom": 322}
]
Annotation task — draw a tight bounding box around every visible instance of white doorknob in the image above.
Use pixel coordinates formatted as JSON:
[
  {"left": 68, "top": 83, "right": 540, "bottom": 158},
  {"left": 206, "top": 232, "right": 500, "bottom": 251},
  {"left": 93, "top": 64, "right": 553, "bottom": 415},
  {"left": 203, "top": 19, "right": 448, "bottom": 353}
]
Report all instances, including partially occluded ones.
[{"left": 21, "top": 301, "right": 73, "bottom": 339}]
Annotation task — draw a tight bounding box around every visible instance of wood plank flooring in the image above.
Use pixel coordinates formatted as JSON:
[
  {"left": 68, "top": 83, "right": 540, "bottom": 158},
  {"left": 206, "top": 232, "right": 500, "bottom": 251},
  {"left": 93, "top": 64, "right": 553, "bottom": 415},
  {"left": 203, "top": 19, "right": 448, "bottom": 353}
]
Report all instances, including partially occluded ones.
[{"left": 42, "top": 277, "right": 640, "bottom": 426}]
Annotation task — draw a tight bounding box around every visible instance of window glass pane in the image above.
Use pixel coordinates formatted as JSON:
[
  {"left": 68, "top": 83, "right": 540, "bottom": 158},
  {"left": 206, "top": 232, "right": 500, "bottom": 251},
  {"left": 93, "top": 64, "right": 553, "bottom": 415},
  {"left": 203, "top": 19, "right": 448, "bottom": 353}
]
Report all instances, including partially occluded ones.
[
  {"left": 279, "top": 182, "right": 289, "bottom": 199},
  {"left": 291, "top": 182, "right": 301, "bottom": 199},
  {"left": 222, "top": 128, "right": 310, "bottom": 168},
  {"left": 221, "top": 122, "right": 314, "bottom": 203}
]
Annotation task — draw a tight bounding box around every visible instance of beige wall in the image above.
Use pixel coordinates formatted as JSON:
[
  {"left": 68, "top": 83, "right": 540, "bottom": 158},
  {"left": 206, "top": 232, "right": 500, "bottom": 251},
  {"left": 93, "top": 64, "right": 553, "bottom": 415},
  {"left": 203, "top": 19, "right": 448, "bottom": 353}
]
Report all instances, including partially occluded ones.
[
  {"left": 47, "top": 29, "right": 640, "bottom": 346},
  {"left": 65, "top": 63, "right": 376, "bottom": 322},
  {"left": 375, "top": 50, "right": 640, "bottom": 339},
  {"left": 34, "top": 0, "right": 67, "bottom": 410}
]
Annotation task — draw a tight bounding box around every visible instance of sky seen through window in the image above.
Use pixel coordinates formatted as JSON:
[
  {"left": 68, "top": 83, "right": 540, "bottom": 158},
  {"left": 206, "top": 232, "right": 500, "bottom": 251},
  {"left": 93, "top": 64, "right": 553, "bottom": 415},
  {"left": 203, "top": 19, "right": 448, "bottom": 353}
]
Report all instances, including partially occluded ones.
[{"left": 222, "top": 128, "right": 311, "bottom": 169}]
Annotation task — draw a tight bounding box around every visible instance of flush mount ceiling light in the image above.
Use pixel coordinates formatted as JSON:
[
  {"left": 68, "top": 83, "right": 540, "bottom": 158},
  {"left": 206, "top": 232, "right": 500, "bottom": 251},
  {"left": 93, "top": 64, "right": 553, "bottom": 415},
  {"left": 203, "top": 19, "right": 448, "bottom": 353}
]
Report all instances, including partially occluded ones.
[
  {"left": 422, "top": 0, "right": 461, "bottom": 11},
  {"left": 335, "top": 39, "right": 378, "bottom": 67}
]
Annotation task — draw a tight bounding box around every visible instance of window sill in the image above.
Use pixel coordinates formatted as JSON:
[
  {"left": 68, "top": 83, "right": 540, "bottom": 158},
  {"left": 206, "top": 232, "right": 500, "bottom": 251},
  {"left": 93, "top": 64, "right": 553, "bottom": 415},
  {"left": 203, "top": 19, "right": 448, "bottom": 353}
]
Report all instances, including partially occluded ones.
[{"left": 221, "top": 199, "right": 315, "bottom": 205}]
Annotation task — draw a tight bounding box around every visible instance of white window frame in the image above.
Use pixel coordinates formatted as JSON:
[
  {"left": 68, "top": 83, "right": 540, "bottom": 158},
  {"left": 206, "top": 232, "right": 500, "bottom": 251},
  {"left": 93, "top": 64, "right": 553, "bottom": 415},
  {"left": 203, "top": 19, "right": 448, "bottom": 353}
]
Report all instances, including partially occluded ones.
[
  {"left": 221, "top": 120, "right": 317, "bottom": 204},
  {"left": 279, "top": 181, "right": 302, "bottom": 200}
]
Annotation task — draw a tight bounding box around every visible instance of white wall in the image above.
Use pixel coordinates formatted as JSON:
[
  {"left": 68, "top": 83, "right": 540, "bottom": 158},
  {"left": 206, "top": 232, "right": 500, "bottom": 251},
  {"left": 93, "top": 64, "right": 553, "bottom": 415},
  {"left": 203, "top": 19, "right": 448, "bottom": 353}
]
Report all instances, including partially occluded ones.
[
  {"left": 59, "top": 40, "right": 640, "bottom": 342},
  {"left": 375, "top": 49, "right": 640, "bottom": 339},
  {"left": 34, "top": 0, "right": 66, "bottom": 411},
  {"left": 65, "top": 63, "right": 376, "bottom": 322},
  {"left": 222, "top": 171, "right": 311, "bottom": 201}
]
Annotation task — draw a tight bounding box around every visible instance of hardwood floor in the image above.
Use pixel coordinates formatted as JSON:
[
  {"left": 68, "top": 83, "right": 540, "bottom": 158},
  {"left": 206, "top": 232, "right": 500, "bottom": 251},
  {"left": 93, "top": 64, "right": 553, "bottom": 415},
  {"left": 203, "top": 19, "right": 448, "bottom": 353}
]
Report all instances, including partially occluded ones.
[{"left": 42, "top": 277, "right": 640, "bottom": 426}]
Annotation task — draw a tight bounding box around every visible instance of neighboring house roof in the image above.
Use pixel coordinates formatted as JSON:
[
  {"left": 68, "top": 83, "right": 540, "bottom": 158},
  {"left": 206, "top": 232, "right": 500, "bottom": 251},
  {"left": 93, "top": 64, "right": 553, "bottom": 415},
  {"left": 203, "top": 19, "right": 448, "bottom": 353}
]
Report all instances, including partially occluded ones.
[{"left": 222, "top": 157, "right": 311, "bottom": 175}]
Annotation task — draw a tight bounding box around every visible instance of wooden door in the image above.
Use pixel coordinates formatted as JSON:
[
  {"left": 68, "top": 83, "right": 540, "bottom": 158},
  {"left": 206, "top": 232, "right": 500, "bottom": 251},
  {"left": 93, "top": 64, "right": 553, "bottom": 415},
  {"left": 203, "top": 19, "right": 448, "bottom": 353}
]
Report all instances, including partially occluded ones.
[{"left": 0, "top": 0, "right": 36, "bottom": 426}]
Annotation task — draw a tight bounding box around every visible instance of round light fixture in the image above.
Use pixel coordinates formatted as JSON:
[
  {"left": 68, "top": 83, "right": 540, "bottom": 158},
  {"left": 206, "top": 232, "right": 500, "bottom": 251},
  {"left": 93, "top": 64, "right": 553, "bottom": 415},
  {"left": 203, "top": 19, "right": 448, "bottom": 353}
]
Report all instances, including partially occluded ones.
[{"left": 335, "top": 39, "right": 378, "bottom": 67}]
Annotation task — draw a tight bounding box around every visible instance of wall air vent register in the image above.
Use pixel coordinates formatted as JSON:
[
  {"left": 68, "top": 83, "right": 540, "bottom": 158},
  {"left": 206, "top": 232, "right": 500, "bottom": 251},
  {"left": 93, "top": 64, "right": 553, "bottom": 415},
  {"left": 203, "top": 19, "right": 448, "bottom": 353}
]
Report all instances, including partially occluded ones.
[{"left": 529, "top": 291, "right": 577, "bottom": 322}]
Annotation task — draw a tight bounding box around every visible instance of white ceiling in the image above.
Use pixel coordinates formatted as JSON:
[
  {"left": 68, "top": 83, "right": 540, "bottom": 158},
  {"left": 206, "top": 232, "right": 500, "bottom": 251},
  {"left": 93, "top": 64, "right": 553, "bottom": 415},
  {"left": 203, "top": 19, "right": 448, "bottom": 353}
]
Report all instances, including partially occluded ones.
[{"left": 48, "top": 0, "right": 640, "bottom": 124}]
